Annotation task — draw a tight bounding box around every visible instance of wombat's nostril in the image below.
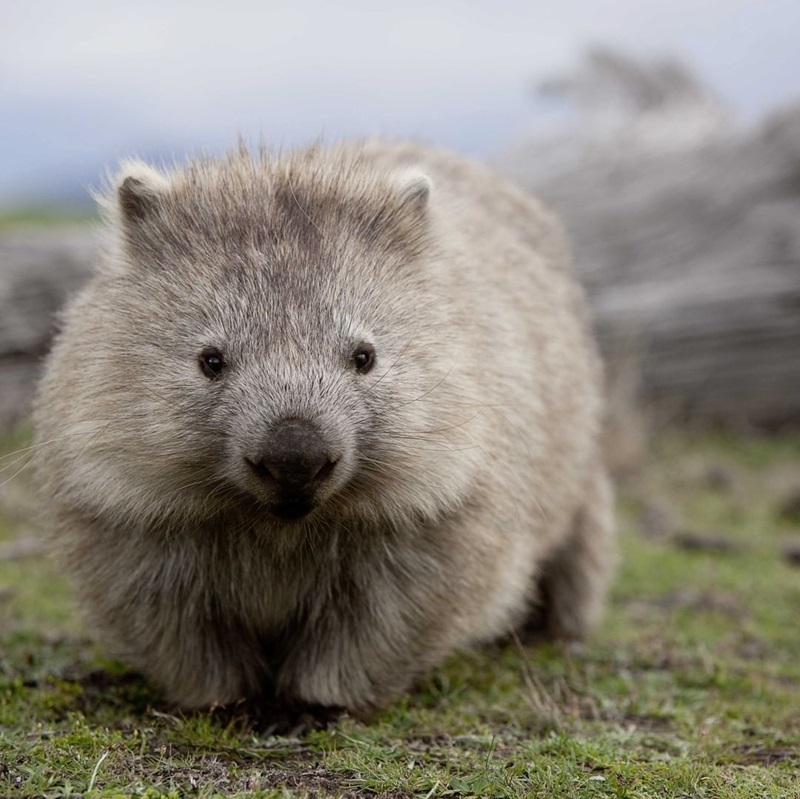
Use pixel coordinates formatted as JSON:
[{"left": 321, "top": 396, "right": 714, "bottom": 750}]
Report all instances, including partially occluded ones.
[
  {"left": 247, "top": 454, "right": 337, "bottom": 484},
  {"left": 246, "top": 421, "right": 337, "bottom": 489},
  {"left": 313, "top": 457, "right": 337, "bottom": 483}
]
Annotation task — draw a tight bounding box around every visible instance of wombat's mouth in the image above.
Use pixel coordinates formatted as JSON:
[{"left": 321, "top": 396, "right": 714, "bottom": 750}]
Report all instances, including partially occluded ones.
[{"left": 269, "top": 498, "right": 317, "bottom": 521}]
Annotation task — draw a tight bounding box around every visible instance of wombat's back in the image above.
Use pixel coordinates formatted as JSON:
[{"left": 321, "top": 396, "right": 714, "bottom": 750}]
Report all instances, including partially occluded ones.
[{"left": 358, "top": 139, "right": 606, "bottom": 549}]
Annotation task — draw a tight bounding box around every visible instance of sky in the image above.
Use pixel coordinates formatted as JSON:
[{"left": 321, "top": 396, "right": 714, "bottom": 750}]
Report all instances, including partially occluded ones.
[{"left": 2, "top": 0, "right": 799, "bottom": 204}]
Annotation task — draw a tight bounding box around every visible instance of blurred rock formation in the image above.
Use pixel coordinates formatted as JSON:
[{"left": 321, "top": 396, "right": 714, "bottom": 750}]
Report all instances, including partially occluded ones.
[
  {"left": 498, "top": 47, "right": 800, "bottom": 428},
  {"left": 0, "top": 228, "right": 94, "bottom": 432}
]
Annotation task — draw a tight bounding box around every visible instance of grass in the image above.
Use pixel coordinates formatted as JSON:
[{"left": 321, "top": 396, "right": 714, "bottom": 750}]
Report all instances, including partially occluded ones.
[
  {"left": 0, "top": 207, "right": 96, "bottom": 232},
  {"left": 1, "top": 427, "right": 799, "bottom": 797}
]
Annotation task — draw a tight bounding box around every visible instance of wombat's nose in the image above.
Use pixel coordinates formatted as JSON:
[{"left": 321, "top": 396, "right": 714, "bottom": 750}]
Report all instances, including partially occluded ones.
[{"left": 246, "top": 421, "right": 337, "bottom": 489}]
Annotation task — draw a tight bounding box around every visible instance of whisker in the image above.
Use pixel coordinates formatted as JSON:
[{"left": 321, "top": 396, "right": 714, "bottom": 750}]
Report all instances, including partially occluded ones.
[
  {"left": 0, "top": 426, "right": 114, "bottom": 463},
  {"left": 286, "top": 175, "right": 326, "bottom": 240},
  {"left": 365, "top": 324, "right": 420, "bottom": 394},
  {"left": 384, "top": 367, "right": 453, "bottom": 411},
  {"left": 0, "top": 453, "right": 36, "bottom": 489}
]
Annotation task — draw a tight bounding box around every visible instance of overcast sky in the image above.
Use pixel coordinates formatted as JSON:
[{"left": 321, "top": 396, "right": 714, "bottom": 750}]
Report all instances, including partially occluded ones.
[{"left": 3, "top": 0, "right": 799, "bottom": 203}]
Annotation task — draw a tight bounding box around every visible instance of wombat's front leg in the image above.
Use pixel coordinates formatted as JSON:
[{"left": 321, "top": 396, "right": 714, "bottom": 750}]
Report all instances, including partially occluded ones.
[
  {"left": 135, "top": 614, "right": 345, "bottom": 733},
  {"left": 272, "top": 574, "right": 458, "bottom": 718}
]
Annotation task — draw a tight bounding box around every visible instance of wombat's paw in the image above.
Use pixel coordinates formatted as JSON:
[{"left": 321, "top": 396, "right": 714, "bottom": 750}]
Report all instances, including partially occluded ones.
[
  {"left": 214, "top": 697, "right": 345, "bottom": 737},
  {"left": 501, "top": 603, "right": 552, "bottom": 646},
  {"left": 497, "top": 602, "right": 589, "bottom": 649},
  {"left": 258, "top": 701, "right": 346, "bottom": 737}
]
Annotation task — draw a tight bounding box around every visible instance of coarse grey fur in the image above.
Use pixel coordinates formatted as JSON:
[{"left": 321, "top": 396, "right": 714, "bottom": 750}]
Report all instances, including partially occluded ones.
[{"left": 34, "top": 140, "right": 614, "bottom": 718}]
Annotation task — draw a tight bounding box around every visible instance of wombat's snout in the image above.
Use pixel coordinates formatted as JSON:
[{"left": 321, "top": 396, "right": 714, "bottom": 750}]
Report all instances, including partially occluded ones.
[{"left": 245, "top": 420, "right": 338, "bottom": 517}]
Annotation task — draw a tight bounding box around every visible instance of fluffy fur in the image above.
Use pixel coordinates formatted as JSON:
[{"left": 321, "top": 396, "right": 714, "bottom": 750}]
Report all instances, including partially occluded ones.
[{"left": 34, "top": 140, "right": 614, "bottom": 717}]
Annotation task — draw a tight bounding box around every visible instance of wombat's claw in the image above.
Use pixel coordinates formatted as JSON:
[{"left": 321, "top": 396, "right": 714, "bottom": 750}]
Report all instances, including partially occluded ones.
[{"left": 255, "top": 702, "right": 345, "bottom": 737}]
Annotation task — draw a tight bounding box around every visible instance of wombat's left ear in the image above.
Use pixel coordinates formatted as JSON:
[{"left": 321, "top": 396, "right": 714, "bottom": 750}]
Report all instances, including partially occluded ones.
[
  {"left": 395, "top": 170, "right": 433, "bottom": 211},
  {"left": 114, "top": 161, "right": 171, "bottom": 223}
]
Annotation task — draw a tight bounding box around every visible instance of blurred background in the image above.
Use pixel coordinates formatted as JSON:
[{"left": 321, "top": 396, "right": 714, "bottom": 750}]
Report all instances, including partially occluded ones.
[
  {"left": 4, "top": 6, "right": 800, "bottom": 786},
  {"left": 2, "top": 0, "right": 800, "bottom": 449},
  {"left": 4, "top": 0, "right": 800, "bottom": 205}
]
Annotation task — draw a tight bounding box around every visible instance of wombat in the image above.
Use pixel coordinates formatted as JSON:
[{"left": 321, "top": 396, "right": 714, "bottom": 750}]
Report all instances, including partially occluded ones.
[{"left": 34, "top": 140, "right": 614, "bottom": 727}]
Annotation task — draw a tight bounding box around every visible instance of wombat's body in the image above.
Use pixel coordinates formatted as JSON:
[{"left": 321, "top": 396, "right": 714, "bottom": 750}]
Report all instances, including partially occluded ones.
[{"left": 34, "top": 140, "right": 614, "bottom": 719}]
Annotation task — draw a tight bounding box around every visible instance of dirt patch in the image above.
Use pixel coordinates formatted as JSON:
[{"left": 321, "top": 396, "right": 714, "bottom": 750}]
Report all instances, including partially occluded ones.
[
  {"left": 653, "top": 588, "right": 746, "bottom": 617},
  {"left": 699, "top": 464, "right": 736, "bottom": 492},
  {"left": 138, "top": 759, "right": 354, "bottom": 796},
  {"left": 263, "top": 767, "right": 411, "bottom": 798},
  {"left": 620, "top": 713, "right": 675, "bottom": 732},
  {"left": 639, "top": 501, "right": 676, "bottom": 539},
  {"left": 671, "top": 530, "right": 742, "bottom": 554},
  {"left": 778, "top": 489, "right": 800, "bottom": 523},
  {"left": 781, "top": 539, "right": 800, "bottom": 567},
  {"left": 731, "top": 743, "right": 798, "bottom": 765}
]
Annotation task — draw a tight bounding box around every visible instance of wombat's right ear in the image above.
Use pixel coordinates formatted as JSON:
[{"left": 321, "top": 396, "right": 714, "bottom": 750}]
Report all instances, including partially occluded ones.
[{"left": 113, "top": 162, "right": 170, "bottom": 223}]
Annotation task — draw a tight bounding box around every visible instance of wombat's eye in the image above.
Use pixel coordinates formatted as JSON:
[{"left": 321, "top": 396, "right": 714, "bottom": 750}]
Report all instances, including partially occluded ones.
[
  {"left": 352, "top": 343, "right": 376, "bottom": 374},
  {"left": 199, "top": 347, "right": 227, "bottom": 380}
]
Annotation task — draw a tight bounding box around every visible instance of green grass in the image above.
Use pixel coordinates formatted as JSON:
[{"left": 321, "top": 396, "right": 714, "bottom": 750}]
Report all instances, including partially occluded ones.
[
  {"left": 0, "top": 206, "right": 96, "bottom": 232},
  {"left": 1, "top": 429, "right": 799, "bottom": 797}
]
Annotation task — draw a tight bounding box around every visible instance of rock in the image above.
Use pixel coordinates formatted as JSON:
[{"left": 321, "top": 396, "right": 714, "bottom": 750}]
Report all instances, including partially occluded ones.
[
  {"left": 671, "top": 530, "right": 740, "bottom": 554},
  {"left": 781, "top": 540, "right": 800, "bottom": 567},
  {"left": 0, "top": 227, "right": 95, "bottom": 433},
  {"left": 499, "top": 48, "right": 800, "bottom": 428},
  {"left": 778, "top": 490, "right": 800, "bottom": 523}
]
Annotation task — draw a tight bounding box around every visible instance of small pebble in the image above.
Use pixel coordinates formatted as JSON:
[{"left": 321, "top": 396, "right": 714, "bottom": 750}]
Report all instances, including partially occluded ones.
[
  {"left": 672, "top": 530, "right": 739, "bottom": 553},
  {"left": 702, "top": 463, "right": 735, "bottom": 491},
  {"left": 778, "top": 490, "right": 800, "bottom": 523},
  {"left": 781, "top": 540, "right": 800, "bottom": 567}
]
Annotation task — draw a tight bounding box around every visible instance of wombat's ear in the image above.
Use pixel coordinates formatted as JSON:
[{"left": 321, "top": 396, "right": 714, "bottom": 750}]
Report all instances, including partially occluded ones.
[
  {"left": 395, "top": 170, "right": 433, "bottom": 211},
  {"left": 114, "top": 162, "right": 170, "bottom": 223}
]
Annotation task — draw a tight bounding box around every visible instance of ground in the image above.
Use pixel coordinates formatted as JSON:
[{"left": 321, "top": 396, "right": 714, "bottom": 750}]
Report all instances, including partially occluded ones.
[{"left": 1, "top": 426, "right": 799, "bottom": 798}]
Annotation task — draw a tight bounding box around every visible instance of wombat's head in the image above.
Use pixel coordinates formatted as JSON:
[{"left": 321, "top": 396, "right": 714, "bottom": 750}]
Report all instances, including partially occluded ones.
[{"left": 38, "top": 146, "right": 479, "bottom": 535}]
